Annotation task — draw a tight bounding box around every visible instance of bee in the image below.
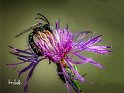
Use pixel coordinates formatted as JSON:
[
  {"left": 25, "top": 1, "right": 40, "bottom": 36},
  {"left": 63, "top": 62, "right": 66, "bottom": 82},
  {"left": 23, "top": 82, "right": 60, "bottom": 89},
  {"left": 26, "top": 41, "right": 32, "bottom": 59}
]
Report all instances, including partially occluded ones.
[{"left": 15, "top": 13, "right": 53, "bottom": 56}]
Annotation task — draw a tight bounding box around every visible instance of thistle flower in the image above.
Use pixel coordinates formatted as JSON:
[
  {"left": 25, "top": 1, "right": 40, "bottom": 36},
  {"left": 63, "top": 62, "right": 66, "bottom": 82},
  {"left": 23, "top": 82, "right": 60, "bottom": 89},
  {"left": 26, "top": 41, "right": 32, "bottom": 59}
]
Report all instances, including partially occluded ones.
[{"left": 7, "top": 20, "right": 112, "bottom": 93}]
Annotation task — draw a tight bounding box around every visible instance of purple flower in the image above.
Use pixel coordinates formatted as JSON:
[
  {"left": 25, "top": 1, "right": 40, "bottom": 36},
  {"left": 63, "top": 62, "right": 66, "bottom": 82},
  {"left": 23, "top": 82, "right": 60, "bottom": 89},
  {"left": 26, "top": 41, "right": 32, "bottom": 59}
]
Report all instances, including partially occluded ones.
[{"left": 7, "top": 20, "right": 112, "bottom": 93}]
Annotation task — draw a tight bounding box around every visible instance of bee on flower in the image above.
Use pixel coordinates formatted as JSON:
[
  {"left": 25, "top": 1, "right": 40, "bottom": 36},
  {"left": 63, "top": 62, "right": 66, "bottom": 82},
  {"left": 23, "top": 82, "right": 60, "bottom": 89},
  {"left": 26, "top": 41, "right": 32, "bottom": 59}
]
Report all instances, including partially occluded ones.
[{"left": 7, "top": 14, "right": 112, "bottom": 93}]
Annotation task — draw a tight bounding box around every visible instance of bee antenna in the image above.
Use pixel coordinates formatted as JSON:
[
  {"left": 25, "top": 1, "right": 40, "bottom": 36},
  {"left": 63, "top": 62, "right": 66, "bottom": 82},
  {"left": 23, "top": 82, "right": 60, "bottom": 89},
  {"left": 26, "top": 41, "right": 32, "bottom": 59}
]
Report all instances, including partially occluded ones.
[
  {"left": 37, "top": 13, "right": 50, "bottom": 24},
  {"left": 35, "top": 17, "right": 46, "bottom": 23}
]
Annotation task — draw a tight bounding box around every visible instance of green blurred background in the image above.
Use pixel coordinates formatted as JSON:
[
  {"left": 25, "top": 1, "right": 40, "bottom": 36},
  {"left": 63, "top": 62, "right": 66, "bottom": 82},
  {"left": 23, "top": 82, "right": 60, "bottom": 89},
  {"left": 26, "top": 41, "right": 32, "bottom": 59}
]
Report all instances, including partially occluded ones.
[{"left": 1, "top": 0, "right": 124, "bottom": 93}]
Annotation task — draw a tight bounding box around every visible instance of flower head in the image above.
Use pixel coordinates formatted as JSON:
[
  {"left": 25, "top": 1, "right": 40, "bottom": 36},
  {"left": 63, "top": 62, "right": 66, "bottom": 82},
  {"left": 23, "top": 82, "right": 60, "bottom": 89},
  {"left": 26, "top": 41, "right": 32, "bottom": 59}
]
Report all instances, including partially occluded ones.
[{"left": 7, "top": 20, "right": 112, "bottom": 93}]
